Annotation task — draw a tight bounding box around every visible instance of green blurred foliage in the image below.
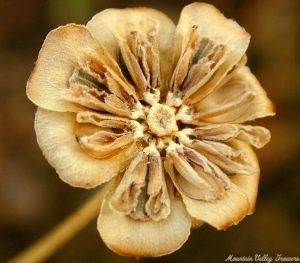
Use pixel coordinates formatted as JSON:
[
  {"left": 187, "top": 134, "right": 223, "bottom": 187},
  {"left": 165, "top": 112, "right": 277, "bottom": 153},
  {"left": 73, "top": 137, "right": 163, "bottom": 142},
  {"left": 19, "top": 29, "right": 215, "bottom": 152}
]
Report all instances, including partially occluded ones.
[{"left": 46, "top": 0, "right": 94, "bottom": 25}]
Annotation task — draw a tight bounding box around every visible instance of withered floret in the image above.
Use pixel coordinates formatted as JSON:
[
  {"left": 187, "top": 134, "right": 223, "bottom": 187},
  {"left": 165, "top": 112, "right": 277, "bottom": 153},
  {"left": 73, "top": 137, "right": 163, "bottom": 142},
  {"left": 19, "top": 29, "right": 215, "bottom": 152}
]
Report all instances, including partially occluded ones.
[{"left": 27, "top": 2, "right": 275, "bottom": 257}]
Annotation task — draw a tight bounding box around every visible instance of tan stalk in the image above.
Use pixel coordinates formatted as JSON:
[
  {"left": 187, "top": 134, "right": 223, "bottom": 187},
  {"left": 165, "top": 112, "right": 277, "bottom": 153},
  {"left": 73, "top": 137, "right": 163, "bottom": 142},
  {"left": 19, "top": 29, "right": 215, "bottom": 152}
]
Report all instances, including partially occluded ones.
[{"left": 8, "top": 189, "right": 105, "bottom": 263}]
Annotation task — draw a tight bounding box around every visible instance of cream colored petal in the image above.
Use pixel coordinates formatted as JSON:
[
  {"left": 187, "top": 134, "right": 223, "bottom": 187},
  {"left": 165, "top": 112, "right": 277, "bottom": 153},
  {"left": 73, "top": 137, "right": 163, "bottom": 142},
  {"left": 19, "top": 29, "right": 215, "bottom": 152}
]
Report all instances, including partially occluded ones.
[
  {"left": 164, "top": 148, "right": 256, "bottom": 230},
  {"left": 193, "top": 66, "right": 275, "bottom": 123},
  {"left": 110, "top": 151, "right": 148, "bottom": 215},
  {"left": 233, "top": 125, "right": 271, "bottom": 148},
  {"left": 178, "top": 133, "right": 254, "bottom": 175},
  {"left": 145, "top": 147, "right": 171, "bottom": 221},
  {"left": 177, "top": 134, "right": 259, "bottom": 213},
  {"left": 180, "top": 183, "right": 250, "bottom": 230},
  {"left": 76, "top": 111, "right": 131, "bottom": 130},
  {"left": 171, "top": 3, "right": 250, "bottom": 104},
  {"left": 35, "top": 108, "right": 139, "bottom": 188},
  {"left": 27, "top": 24, "right": 115, "bottom": 112},
  {"left": 182, "top": 123, "right": 271, "bottom": 148},
  {"left": 78, "top": 131, "right": 134, "bottom": 159},
  {"left": 229, "top": 140, "right": 260, "bottom": 213},
  {"left": 169, "top": 149, "right": 221, "bottom": 201},
  {"left": 191, "top": 217, "right": 204, "bottom": 229},
  {"left": 98, "top": 191, "right": 191, "bottom": 257},
  {"left": 86, "top": 7, "right": 176, "bottom": 96}
]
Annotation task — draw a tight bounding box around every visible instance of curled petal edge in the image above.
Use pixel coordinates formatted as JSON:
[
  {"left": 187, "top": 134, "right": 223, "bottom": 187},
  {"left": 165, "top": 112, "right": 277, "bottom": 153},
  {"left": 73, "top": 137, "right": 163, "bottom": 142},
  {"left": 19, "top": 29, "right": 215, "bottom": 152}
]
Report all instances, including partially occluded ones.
[{"left": 35, "top": 108, "right": 139, "bottom": 188}]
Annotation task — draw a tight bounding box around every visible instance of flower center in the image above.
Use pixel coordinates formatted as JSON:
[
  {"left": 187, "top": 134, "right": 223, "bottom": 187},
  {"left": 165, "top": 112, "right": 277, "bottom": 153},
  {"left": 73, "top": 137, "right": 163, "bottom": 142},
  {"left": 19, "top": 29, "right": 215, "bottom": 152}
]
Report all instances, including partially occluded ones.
[{"left": 146, "top": 103, "right": 178, "bottom": 137}]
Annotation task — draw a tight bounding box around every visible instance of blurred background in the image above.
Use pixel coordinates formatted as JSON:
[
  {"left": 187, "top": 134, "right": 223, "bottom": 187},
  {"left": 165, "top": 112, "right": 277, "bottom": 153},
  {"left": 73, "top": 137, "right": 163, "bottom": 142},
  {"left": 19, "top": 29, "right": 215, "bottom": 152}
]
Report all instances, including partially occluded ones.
[{"left": 0, "top": 0, "right": 299, "bottom": 262}]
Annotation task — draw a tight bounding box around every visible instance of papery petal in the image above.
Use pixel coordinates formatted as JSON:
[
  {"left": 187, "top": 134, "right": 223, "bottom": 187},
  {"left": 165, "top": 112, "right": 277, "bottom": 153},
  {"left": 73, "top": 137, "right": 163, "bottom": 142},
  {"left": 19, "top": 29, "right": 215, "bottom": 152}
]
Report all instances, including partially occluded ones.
[
  {"left": 181, "top": 123, "right": 271, "bottom": 148},
  {"left": 86, "top": 7, "right": 176, "bottom": 97},
  {"left": 191, "top": 217, "right": 204, "bottom": 229},
  {"left": 145, "top": 147, "right": 171, "bottom": 221},
  {"left": 98, "top": 190, "right": 191, "bottom": 257},
  {"left": 170, "top": 3, "right": 250, "bottom": 104},
  {"left": 110, "top": 151, "right": 148, "bottom": 216},
  {"left": 165, "top": 141, "right": 260, "bottom": 230},
  {"left": 35, "top": 108, "right": 139, "bottom": 188},
  {"left": 229, "top": 140, "right": 260, "bottom": 213},
  {"left": 192, "top": 66, "right": 275, "bottom": 123},
  {"left": 78, "top": 131, "right": 134, "bottom": 159},
  {"left": 27, "top": 24, "right": 123, "bottom": 112},
  {"left": 180, "top": 183, "right": 250, "bottom": 230},
  {"left": 76, "top": 111, "right": 131, "bottom": 130},
  {"left": 111, "top": 146, "right": 171, "bottom": 221},
  {"left": 168, "top": 147, "right": 222, "bottom": 201},
  {"left": 232, "top": 125, "right": 271, "bottom": 148},
  {"left": 178, "top": 133, "right": 254, "bottom": 175}
]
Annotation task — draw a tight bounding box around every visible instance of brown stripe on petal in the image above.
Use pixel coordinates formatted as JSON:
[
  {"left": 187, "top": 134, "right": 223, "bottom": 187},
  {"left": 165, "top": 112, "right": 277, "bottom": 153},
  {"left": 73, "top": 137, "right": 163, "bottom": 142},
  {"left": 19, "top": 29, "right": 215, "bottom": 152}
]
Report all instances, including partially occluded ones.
[
  {"left": 179, "top": 136, "right": 254, "bottom": 175},
  {"left": 63, "top": 65, "right": 132, "bottom": 117},
  {"left": 110, "top": 151, "right": 148, "bottom": 215},
  {"left": 145, "top": 147, "right": 171, "bottom": 221},
  {"left": 191, "top": 66, "right": 275, "bottom": 124},
  {"left": 110, "top": 146, "right": 172, "bottom": 222},
  {"left": 182, "top": 42, "right": 226, "bottom": 99},
  {"left": 78, "top": 130, "right": 134, "bottom": 159},
  {"left": 167, "top": 145, "right": 219, "bottom": 201},
  {"left": 183, "top": 146, "right": 231, "bottom": 190},
  {"left": 185, "top": 124, "right": 271, "bottom": 148},
  {"left": 170, "top": 25, "right": 202, "bottom": 94},
  {"left": 192, "top": 89, "right": 255, "bottom": 122},
  {"left": 76, "top": 111, "right": 131, "bottom": 130},
  {"left": 191, "top": 124, "right": 239, "bottom": 141},
  {"left": 115, "top": 19, "right": 161, "bottom": 104}
]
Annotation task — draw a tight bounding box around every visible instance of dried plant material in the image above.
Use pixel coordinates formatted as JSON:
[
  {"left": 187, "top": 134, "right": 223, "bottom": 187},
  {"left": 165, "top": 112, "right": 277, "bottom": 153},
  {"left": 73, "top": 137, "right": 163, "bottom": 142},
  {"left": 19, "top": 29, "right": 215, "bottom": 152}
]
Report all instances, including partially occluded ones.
[{"left": 27, "top": 2, "right": 275, "bottom": 257}]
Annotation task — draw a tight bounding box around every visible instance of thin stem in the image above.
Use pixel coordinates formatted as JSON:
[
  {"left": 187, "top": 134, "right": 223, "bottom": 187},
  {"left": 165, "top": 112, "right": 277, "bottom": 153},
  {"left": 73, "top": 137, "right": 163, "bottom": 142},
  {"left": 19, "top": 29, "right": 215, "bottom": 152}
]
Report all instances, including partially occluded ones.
[{"left": 8, "top": 189, "right": 105, "bottom": 263}]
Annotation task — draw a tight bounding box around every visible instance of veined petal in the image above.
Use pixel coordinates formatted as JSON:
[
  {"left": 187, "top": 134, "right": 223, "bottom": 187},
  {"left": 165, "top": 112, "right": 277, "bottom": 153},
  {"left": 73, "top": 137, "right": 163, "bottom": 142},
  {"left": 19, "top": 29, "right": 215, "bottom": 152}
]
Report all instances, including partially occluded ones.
[
  {"left": 78, "top": 131, "right": 134, "bottom": 159},
  {"left": 229, "top": 140, "right": 260, "bottom": 213},
  {"left": 180, "top": 183, "right": 250, "bottom": 230},
  {"left": 232, "top": 125, "right": 271, "bottom": 149},
  {"left": 165, "top": 141, "right": 259, "bottom": 230},
  {"left": 181, "top": 123, "right": 271, "bottom": 148},
  {"left": 167, "top": 148, "right": 221, "bottom": 201},
  {"left": 110, "top": 151, "right": 148, "bottom": 216},
  {"left": 98, "top": 190, "right": 191, "bottom": 257},
  {"left": 111, "top": 146, "right": 171, "bottom": 222},
  {"left": 35, "top": 108, "right": 139, "bottom": 188},
  {"left": 178, "top": 132, "right": 254, "bottom": 175},
  {"left": 87, "top": 7, "right": 176, "bottom": 99},
  {"left": 170, "top": 3, "right": 250, "bottom": 104},
  {"left": 27, "top": 24, "right": 125, "bottom": 112},
  {"left": 192, "top": 66, "right": 275, "bottom": 123}
]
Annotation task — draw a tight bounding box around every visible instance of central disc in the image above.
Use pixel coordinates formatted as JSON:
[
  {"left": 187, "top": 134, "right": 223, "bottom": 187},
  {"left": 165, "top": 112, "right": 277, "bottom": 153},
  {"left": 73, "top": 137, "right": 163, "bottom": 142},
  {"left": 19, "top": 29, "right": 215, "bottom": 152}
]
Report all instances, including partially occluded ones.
[{"left": 146, "top": 103, "right": 178, "bottom": 137}]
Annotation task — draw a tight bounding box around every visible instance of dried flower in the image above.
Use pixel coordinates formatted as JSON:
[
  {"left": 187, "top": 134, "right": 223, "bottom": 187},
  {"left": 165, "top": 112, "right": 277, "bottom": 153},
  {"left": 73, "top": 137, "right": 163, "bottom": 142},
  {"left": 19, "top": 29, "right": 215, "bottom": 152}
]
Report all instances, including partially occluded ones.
[{"left": 27, "top": 2, "right": 275, "bottom": 257}]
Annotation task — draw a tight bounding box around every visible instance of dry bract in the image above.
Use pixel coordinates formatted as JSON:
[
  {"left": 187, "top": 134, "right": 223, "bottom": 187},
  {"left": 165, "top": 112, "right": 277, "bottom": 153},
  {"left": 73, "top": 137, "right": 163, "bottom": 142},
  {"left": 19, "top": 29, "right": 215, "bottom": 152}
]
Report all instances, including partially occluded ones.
[{"left": 27, "top": 2, "right": 275, "bottom": 257}]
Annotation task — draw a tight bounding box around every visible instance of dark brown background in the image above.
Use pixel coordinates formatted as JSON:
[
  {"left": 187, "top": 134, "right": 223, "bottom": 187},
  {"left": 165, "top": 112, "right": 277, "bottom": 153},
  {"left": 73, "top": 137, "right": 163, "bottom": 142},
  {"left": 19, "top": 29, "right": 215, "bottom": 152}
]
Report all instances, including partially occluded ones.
[{"left": 1, "top": 0, "right": 299, "bottom": 262}]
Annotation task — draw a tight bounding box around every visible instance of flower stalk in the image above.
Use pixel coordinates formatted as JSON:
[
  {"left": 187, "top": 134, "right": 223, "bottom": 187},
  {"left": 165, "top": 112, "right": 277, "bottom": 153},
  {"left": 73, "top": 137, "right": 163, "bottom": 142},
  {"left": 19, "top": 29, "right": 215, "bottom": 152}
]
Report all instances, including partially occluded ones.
[{"left": 8, "top": 190, "right": 105, "bottom": 263}]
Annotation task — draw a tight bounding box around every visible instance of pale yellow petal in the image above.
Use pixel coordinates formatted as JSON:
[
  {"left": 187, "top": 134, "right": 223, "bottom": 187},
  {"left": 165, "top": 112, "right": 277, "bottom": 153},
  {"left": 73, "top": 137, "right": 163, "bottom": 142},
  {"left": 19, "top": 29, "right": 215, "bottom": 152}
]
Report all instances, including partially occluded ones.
[
  {"left": 27, "top": 24, "right": 116, "bottom": 112},
  {"left": 172, "top": 3, "right": 250, "bottom": 104},
  {"left": 230, "top": 140, "right": 260, "bottom": 213},
  {"left": 86, "top": 7, "right": 175, "bottom": 96},
  {"left": 193, "top": 66, "right": 275, "bottom": 123},
  {"left": 180, "top": 183, "right": 250, "bottom": 230},
  {"left": 87, "top": 7, "right": 175, "bottom": 60},
  {"left": 183, "top": 124, "right": 271, "bottom": 148},
  {"left": 164, "top": 141, "right": 260, "bottom": 230},
  {"left": 98, "top": 191, "right": 191, "bottom": 257},
  {"left": 35, "top": 108, "right": 139, "bottom": 188}
]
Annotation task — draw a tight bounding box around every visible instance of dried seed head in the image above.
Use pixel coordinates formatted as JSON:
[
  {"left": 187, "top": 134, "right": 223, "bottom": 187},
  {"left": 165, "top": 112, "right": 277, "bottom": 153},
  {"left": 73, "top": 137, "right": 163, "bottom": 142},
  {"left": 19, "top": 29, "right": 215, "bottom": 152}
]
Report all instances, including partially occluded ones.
[
  {"left": 147, "top": 104, "right": 178, "bottom": 137},
  {"left": 27, "top": 2, "right": 275, "bottom": 258}
]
